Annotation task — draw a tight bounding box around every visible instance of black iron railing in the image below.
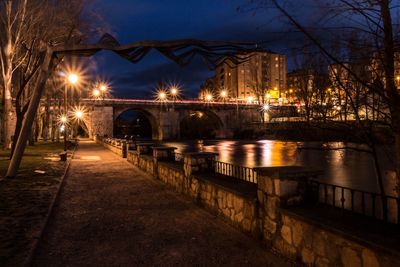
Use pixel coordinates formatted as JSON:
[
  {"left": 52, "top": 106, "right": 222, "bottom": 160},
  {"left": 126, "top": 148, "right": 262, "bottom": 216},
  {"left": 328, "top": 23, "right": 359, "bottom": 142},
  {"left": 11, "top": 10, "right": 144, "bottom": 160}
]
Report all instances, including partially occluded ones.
[
  {"left": 308, "top": 180, "right": 399, "bottom": 224},
  {"left": 212, "top": 160, "right": 257, "bottom": 184}
]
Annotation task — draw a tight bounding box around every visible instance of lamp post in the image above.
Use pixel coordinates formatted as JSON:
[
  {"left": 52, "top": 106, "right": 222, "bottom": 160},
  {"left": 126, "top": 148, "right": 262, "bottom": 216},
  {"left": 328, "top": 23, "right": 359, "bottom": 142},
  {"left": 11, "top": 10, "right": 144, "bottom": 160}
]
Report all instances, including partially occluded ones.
[
  {"left": 220, "top": 90, "right": 227, "bottom": 103},
  {"left": 170, "top": 86, "right": 178, "bottom": 102},
  {"left": 64, "top": 73, "right": 79, "bottom": 151},
  {"left": 99, "top": 83, "right": 108, "bottom": 100}
]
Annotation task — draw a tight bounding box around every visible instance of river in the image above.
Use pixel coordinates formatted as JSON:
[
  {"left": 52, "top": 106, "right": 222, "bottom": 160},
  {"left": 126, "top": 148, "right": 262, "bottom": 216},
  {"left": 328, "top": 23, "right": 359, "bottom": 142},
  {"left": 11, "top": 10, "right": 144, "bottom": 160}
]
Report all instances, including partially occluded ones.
[{"left": 163, "top": 140, "right": 396, "bottom": 194}]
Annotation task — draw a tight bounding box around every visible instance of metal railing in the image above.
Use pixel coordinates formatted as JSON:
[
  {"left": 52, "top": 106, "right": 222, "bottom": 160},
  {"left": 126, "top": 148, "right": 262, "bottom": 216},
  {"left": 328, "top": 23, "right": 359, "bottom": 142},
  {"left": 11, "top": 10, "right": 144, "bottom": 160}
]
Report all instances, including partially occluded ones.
[
  {"left": 212, "top": 160, "right": 257, "bottom": 184},
  {"left": 308, "top": 180, "right": 399, "bottom": 224}
]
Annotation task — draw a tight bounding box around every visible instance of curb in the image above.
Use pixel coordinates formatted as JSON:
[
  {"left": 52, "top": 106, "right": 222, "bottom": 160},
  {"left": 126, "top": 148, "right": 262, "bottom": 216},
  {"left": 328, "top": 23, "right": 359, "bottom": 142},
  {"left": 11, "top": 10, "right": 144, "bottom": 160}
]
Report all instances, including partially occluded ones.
[{"left": 23, "top": 142, "right": 79, "bottom": 267}]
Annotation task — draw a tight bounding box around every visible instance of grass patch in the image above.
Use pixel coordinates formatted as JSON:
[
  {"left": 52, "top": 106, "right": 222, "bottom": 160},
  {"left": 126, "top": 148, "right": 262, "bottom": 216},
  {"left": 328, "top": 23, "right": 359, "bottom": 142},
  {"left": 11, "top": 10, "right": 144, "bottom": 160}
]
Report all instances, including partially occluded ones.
[{"left": 0, "top": 142, "right": 74, "bottom": 267}]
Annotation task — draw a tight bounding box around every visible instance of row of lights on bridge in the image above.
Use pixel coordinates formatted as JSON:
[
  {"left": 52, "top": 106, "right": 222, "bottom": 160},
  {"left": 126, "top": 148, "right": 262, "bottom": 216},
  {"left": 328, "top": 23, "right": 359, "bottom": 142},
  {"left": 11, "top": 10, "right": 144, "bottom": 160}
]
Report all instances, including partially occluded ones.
[{"left": 156, "top": 87, "right": 270, "bottom": 111}]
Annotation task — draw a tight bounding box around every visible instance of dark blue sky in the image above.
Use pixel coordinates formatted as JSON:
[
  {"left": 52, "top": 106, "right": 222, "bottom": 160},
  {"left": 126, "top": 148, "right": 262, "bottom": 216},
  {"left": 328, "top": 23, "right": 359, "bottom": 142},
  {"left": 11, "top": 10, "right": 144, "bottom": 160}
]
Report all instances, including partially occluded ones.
[{"left": 85, "top": 0, "right": 319, "bottom": 98}]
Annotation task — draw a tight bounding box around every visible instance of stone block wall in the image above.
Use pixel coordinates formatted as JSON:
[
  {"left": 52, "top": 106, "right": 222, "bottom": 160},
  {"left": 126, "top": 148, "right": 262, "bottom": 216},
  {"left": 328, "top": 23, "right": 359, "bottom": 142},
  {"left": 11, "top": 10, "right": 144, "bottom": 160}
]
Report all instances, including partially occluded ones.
[
  {"left": 191, "top": 176, "right": 259, "bottom": 235},
  {"left": 127, "top": 151, "right": 139, "bottom": 166},
  {"left": 157, "top": 162, "right": 186, "bottom": 194},
  {"left": 256, "top": 167, "right": 400, "bottom": 267},
  {"left": 104, "top": 141, "right": 400, "bottom": 267},
  {"left": 138, "top": 155, "right": 154, "bottom": 175},
  {"left": 276, "top": 212, "right": 399, "bottom": 267}
]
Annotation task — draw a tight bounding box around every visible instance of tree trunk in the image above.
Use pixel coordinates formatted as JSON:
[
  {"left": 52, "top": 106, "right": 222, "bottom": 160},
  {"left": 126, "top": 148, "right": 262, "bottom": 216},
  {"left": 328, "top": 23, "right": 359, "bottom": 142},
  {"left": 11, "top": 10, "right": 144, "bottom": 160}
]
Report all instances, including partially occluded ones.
[
  {"left": 6, "top": 50, "right": 53, "bottom": 177},
  {"left": 10, "top": 112, "right": 23, "bottom": 159},
  {"left": 2, "top": 81, "right": 13, "bottom": 149}
]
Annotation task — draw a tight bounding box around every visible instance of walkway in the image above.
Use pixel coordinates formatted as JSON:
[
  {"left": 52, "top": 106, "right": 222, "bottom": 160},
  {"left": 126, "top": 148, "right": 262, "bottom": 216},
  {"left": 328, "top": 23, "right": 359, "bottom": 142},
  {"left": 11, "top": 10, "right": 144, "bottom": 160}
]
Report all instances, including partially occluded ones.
[{"left": 32, "top": 140, "right": 290, "bottom": 267}]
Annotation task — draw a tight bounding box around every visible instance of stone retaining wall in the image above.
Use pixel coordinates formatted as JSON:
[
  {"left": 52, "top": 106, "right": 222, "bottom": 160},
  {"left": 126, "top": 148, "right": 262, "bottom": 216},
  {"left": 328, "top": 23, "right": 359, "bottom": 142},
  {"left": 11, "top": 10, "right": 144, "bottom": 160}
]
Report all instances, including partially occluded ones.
[
  {"left": 256, "top": 167, "right": 400, "bottom": 267},
  {"left": 157, "top": 162, "right": 186, "bottom": 194},
  {"left": 104, "top": 140, "right": 400, "bottom": 267},
  {"left": 277, "top": 211, "right": 398, "bottom": 267}
]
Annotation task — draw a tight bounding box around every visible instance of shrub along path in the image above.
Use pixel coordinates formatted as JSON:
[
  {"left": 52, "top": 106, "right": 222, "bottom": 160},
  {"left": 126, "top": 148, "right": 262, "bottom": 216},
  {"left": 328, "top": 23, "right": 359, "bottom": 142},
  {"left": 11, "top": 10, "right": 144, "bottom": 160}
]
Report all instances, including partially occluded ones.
[{"left": 32, "top": 140, "right": 291, "bottom": 267}]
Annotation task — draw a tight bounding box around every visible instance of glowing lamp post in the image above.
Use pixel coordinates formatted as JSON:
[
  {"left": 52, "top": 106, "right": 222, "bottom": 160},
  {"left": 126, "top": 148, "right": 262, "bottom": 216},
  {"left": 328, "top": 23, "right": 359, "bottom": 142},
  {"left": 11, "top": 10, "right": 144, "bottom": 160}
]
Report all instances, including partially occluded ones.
[
  {"left": 170, "top": 87, "right": 178, "bottom": 96},
  {"left": 205, "top": 93, "right": 213, "bottom": 102},
  {"left": 159, "top": 91, "right": 167, "bottom": 101},
  {"left": 92, "top": 88, "right": 101, "bottom": 98},
  {"left": 99, "top": 84, "right": 107, "bottom": 92},
  {"left": 220, "top": 90, "right": 227, "bottom": 102},
  {"left": 170, "top": 86, "right": 179, "bottom": 103},
  {"left": 60, "top": 115, "right": 68, "bottom": 124},
  {"left": 68, "top": 73, "right": 79, "bottom": 85},
  {"left": 64, "top": 72, "right": 80, "bottom": 151},
  {"left": 75, "top": 110, "right": 84, "bottom": 119}
]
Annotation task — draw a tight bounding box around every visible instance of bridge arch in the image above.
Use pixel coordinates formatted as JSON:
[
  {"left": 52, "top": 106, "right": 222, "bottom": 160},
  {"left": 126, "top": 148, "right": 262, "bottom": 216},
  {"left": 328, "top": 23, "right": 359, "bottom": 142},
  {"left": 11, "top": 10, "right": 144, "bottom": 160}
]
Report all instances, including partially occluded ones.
[
  {"left": 179, "top": 109, "right": 224, "bottom": 139},
  {"left": 114, "top": 108, "right": 160, "bottom": 140}
]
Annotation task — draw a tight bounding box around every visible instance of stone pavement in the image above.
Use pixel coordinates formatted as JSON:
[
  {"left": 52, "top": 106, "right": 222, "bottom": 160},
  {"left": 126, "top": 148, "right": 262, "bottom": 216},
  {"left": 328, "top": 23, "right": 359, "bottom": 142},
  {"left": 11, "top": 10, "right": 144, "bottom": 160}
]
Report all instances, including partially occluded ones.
[{"left": 32, "top": 140, "right": 291, "bottom": 267}]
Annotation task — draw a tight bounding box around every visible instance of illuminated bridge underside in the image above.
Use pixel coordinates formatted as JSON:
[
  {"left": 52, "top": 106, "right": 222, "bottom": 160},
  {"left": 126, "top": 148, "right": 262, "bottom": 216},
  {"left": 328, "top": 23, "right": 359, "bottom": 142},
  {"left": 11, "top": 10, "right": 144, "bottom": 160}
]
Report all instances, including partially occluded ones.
[{"left": 82, "top": 99, "right": 292, "bottom": 140}]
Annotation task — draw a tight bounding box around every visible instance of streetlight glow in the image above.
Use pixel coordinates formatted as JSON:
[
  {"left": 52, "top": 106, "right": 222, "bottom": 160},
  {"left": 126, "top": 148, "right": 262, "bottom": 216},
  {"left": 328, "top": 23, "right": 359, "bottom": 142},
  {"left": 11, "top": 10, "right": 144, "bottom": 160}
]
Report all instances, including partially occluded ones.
[
  {"left": 159, "top": 92, "right": 166, "bottom": 100},
  {"left": 75, "top": 110, "right": 84, "bottom": 119},
  {"left": 205, "top": 93, "right": 213, "bottom": 102},
  {"left": 93, "top": 89, "right": 101, "bottom": 98},
  {"left": 247, "top": 96, "right": 254, "bottom": 103},
  {"left": 60, "top": 115, "right": 68, "bottom": 123},
  {"left": 170, "top": 87, "right": 178, "bottom": 96},
  {"left": 67, "top": 73, "right": 79, "bottom": 85},
  {"left": 220, "top": 90, "right": 227, "bottom": 98},
  {"left": 262, "top": 104, "right": 270, "bottom": 111},
  {"left": 99, "top": 84, "right": 108, "bottom": 92}
]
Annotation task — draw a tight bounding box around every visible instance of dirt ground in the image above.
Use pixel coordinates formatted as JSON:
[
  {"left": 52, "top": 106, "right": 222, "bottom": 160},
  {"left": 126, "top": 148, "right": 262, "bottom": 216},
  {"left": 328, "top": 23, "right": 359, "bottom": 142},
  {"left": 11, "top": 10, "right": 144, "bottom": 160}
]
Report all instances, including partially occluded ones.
[
  {"left": 0, "top": 142, "right": 70, "bottom": 267},
  {"left": 32, "top": 140, "right": 293, "bottom": 267}
]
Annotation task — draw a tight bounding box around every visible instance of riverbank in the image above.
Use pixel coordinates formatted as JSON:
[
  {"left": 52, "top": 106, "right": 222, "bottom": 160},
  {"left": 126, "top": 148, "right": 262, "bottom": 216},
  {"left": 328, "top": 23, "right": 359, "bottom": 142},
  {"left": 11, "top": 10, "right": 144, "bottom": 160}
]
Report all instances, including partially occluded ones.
[{"left": 0, "top": 142, "right": 74, "bottom": 267}]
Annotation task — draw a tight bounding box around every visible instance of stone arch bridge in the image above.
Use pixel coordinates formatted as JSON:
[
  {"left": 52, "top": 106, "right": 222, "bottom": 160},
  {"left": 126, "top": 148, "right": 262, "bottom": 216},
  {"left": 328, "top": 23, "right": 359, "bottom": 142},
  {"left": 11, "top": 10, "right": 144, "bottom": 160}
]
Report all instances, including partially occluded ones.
[{"left": 80, "top": 99, "right": 296, "bottom": 140}]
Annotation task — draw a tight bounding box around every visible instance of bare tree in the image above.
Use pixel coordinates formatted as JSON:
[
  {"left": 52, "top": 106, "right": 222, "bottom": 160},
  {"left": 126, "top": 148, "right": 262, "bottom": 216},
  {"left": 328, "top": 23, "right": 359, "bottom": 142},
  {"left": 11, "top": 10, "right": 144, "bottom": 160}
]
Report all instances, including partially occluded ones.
[
  {"left": 0, "top": 0, "right": 85, "bottom": 152},
  {"left": 255, "top": 0, "right": 400, "bottom": 198}
]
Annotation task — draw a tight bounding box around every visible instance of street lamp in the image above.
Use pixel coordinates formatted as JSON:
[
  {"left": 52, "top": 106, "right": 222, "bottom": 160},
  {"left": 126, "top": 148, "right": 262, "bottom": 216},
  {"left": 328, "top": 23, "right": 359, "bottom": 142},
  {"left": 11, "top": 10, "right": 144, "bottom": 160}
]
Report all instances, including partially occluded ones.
[
  {"left": 159, "top": 91, "right": 167, "bottom": 101},
  {"left": 262, "top": 104, "right": 270, "bottom": 111},
  {"left": 64, "top": 72, "right": 80, "bottom": 151},
  {"left": 75, "top": 110, "right": 84, "bottom": 120},
  {"left": 68, "top": 73, "right": 79, "bottom": 85},
  {"left": 205, "top": 93, "right": 213, "bottom": 102},
  {"left": 220, "top": 90, "right": 227, "bottom": 102},
  {"left": 170, "top": 86, "right": 179, "bottom": 102},
  {"left": 170, "top": 86, "right": 178, "bottom": 96},
  {"left": 61, "top": 115, "right": 68, "bottom": 123},
  {"left": 99, "top": 83, "right": 107, "bottom": 92},
  {"left": 92, "top": 88, "right": 101, "bottom": 98}
]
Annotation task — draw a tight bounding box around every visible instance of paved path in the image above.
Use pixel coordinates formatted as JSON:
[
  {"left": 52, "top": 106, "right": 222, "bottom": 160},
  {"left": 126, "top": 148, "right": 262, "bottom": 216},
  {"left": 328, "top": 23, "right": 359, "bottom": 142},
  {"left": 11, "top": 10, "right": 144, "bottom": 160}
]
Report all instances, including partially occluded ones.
[{"left": 33, "top": 140, "right": 290, "bottom": 267}]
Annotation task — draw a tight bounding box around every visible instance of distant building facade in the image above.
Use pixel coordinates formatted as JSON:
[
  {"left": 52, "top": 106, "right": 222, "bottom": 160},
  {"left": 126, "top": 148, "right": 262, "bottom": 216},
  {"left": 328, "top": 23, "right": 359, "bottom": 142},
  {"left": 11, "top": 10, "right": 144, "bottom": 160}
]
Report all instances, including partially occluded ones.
[{"left": 200, "top": 51, "right": 287, "bottom": 103}]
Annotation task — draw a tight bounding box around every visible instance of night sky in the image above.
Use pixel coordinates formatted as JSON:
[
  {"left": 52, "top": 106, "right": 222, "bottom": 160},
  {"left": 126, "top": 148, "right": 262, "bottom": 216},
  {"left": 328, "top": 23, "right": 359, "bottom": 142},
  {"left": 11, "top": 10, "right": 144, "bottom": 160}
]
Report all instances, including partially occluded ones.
[{"left": 86, "top": 0, "right": 315, "bottom": 98}]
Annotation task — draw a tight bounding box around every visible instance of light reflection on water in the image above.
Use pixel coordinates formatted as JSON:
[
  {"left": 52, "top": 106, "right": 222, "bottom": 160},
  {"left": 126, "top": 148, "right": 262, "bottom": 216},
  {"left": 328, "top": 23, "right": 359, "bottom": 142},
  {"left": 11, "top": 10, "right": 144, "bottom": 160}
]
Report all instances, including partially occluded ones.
[{"left": 164, "top": 140, "right": 395, "bottom": 193}]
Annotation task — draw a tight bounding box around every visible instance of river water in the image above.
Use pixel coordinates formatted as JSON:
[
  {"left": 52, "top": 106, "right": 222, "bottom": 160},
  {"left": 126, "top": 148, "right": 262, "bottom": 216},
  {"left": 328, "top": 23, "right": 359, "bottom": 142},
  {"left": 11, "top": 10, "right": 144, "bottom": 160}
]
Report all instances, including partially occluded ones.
[{"left": 163, "top": 140, "right": 396, "bottom": 194}]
